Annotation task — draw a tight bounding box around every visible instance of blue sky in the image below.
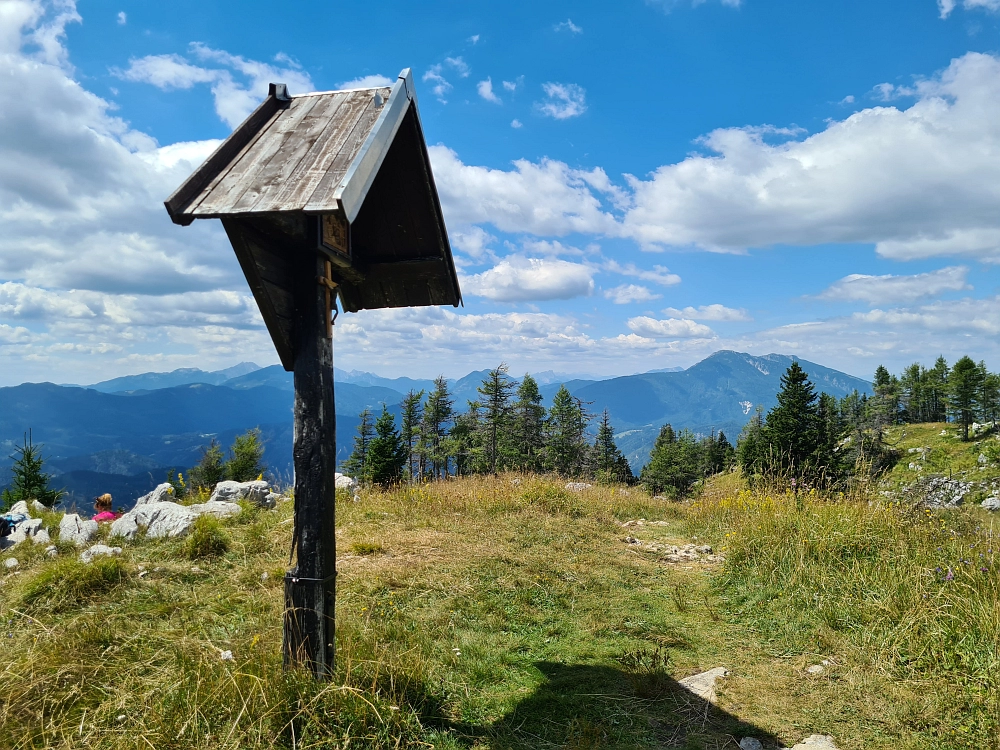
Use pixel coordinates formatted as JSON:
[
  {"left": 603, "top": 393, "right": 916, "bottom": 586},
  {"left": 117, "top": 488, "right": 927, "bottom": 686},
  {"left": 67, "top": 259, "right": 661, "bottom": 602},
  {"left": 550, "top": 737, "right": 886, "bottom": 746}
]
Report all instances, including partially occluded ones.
[{"left": 3, "top": 0, "right": 1000, "bottom": 385}]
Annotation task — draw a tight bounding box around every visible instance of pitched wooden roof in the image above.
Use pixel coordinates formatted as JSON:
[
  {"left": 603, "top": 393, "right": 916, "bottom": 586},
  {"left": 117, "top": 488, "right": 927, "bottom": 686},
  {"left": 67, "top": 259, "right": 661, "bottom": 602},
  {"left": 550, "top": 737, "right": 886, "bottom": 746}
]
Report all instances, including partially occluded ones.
[{"left": 164, "top": 69, "right": 462, "bottom": 370}]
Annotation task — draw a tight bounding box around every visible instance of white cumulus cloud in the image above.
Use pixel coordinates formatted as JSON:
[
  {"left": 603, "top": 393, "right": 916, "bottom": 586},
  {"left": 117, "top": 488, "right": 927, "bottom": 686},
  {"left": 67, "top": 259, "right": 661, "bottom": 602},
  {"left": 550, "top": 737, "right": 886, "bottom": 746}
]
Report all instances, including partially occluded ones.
[
  {"left": 817, "top": 266, "right": 971, "bottom": 305},
  {"left": 939, "top": 0, "right": 1000, "bottom": 19},
  {"left": 460, "top": 257, "right": 594, "bottom": 302},
  {"left": 604, "top": 284, "right": 662, "bottom": 304},
  {"left": 477, "top": 77, "right": 500, "bottom": 103},
  {"left": 661, "top": 304, "right": 751, "bottom": 321},
  {"left": 338, "top": 74, "right": 393, "bottom": 89},
  {"left": 627, "top": 316, "right": 715, "bottom": 339}
]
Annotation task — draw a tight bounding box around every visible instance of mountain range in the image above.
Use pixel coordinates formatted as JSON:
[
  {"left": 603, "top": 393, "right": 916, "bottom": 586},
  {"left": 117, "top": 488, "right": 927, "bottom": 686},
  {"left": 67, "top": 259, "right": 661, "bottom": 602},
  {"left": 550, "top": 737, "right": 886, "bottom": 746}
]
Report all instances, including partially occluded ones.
[{"left": 0, "top": 351, "right": 871, "bottom": 509}]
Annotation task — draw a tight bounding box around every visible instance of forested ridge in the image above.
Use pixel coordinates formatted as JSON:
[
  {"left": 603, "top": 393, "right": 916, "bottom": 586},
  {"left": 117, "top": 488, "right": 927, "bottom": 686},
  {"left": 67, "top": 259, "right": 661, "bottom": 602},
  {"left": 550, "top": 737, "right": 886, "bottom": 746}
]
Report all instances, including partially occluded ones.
[{"left": 344, "top": 355, "right": 1000, "bottom": 497}]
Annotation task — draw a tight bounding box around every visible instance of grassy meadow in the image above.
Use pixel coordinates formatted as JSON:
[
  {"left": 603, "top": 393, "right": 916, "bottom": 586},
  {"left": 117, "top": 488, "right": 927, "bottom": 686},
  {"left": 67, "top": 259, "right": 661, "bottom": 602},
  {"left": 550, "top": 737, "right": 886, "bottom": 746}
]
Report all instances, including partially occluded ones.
[{"left": 0, "top": 473, "right": 997, "bottom": 749}]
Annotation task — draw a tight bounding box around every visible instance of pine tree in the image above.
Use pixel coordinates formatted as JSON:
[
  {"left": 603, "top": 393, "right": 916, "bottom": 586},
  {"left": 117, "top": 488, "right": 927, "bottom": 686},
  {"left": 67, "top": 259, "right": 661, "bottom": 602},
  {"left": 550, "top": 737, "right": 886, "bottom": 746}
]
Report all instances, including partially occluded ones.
[
  {"left": 2, "top": 432, "right": 63, "bottom": 509},
  {"left": 510, "top": 374, "right": 546, "bottom": 473},
  {"left": 736, "top": 406, "right": 766, "bottom": 483},
  {"left": 477, "top": 363, "right": 516, "bottom": 474},
  {"left": 366, "top": 407, "right": 407, "bottom": 486},
  {"left": 399, "top": 390, "right": 424, "bottom": 480},
  {"left": 344, "top": 408, "right": 375, "bottom": 481},
  {"left": 422, "top": 376, "right": 454, "bottom": 478},
  {"left": 592, "top": 410, "right": 634, "bottom": 484},
  {"left": 449, "top": 404, "right": 482, "bottom": 476},
  {"left": 949, "top": 356, "right": 983, "bottom": 440},
  {"left": 545, "top": 385, "right": 589, "bottom": 476},
  {"left": 927, "top": 356, "right": 950, "bottom": 422},
  {"left": 870, "top": 365, "right": 900, "bottom": 428}
]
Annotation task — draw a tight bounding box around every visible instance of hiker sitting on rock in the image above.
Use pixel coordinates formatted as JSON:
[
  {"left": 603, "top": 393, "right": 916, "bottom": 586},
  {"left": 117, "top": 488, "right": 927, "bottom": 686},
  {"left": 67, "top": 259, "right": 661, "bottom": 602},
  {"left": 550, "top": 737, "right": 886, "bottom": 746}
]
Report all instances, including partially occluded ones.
[{"left": 92, "top": 494, "right": 119, "bottom": 522}]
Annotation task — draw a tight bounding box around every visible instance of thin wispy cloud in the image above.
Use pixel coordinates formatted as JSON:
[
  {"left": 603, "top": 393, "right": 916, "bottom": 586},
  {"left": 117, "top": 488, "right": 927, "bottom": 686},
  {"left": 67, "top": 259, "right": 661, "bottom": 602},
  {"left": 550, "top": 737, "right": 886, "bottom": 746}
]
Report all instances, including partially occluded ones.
[
  {"left": 817, "top": 267, "right": 971, "bottom": 305},
  {"left": 604, "top": 284, "right": 662, "bottom": 304},
  {"left": 555, "top": 18, "right": 583, "bottom": 33},
  {"left": 117, "top": 11, "right": 126, "bottom": 25},
  {"left": 537, "top": 82, "right": 586, "bottom": 119}
]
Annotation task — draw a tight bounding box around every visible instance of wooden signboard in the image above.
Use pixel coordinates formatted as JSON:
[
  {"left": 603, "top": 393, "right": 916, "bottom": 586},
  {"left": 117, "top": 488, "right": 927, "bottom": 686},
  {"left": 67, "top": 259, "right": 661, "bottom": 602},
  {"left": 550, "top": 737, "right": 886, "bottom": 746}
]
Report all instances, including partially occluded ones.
[{"left": 165, "top": 69, "right": 461, "bottom": 678}]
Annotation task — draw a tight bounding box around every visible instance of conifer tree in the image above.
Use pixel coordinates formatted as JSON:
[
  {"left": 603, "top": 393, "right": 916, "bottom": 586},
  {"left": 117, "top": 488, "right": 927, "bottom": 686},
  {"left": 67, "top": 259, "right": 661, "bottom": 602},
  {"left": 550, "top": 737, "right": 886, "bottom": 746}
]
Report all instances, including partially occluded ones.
[
  {"left": 2, "top": 432, "right": 63, "bottom": 509},
  {"left": 545, "top": 385, "right": 589, "bottom": 476},
  {"left": 592, "top": 410, "right": 634, "bottom": 484},
  {"left": 344, "top": 408, "right": 375, "bottom": 481},
  {"left": 449, "top": 404, "right": 482, "bottom": 476},
  {"left": 510, "top": 374, "right": 546, "bottom": 473},
  {"left": 736, "top": 406, "right": 766, "bottom": 483},
  {"left": 187, "top": 439, "right": 225, "bottom": 492},
  {"left": 763, "top": 362, "right": 822, "bottom": 479},
  {"left": 422, "top": 376, "right": 454, "bottom": 478},
  {"left": 224, "top": 428, "right": 266, "bottom": 482},
  {"left": 949, "top": 356, "right": 983, "bottom": 440},
  {"left": 366, "top": 407, "right": 407, "bottom": 486},
  {"left": 640, "top": 424, "right": 700, "bottom": 496},
  {"left": 476, "top": 363, "right": 516, "bottom": 474},
  {"left": 399, "top": 389, "right": 424, "bottom": 480},
  {"left": 927, "top": 356, "right": 950, "bottom": 422}
]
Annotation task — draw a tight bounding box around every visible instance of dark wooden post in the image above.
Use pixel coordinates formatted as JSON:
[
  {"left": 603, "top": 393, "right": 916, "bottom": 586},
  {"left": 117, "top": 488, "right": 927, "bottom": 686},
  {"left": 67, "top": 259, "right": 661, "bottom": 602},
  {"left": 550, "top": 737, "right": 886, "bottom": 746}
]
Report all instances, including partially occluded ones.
[{"left": 283, "top": 250, "right": 337, "bottom": 679}]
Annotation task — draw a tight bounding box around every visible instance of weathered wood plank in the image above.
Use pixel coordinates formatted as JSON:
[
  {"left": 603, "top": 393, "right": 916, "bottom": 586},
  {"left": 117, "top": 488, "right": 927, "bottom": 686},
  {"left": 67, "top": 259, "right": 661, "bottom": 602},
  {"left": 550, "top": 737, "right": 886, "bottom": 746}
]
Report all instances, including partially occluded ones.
[
  {"left": 302, "top": 91, "right": 388, "bottom": 212},
  {"left": 242, "top": 94, "right": 351, "bottom": 213},
  {"left": 196, "top": 96, "right": 321, "bottom": 215}
]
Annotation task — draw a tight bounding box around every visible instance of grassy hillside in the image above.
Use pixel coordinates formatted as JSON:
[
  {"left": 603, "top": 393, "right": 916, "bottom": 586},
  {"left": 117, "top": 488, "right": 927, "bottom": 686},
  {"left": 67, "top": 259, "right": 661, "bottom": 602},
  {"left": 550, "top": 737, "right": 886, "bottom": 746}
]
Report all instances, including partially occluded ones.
[
  {"left": 882, "top": 421, "right": 1000, "bottom": 493},
  {"left": 0, "top": 475, "right": 996, "bottom": 748}
]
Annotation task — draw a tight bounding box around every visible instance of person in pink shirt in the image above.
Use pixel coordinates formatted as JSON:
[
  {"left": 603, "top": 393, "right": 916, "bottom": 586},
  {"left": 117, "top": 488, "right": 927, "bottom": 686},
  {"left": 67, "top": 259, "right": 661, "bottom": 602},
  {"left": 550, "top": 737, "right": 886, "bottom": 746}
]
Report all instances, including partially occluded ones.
[{"left": 92, "top": 494, "right": 119, "bottom": 522}]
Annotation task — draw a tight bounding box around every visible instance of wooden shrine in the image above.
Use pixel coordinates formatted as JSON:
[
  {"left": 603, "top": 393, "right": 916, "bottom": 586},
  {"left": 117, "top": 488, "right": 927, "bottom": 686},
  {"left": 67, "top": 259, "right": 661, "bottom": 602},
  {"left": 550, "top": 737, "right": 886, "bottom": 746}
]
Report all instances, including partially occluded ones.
[{"left": 165, "top": 69, "right": 461, "bottom": 678}]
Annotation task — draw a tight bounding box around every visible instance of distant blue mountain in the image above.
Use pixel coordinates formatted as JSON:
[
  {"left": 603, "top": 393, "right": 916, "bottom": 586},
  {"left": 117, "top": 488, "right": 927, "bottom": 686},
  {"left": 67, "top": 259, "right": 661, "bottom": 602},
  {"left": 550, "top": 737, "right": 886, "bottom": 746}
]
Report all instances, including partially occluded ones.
[
  {"left": 1, "top": 351, "right": 870, "bottom": 506},
  {"left": 85, "top": 362, "right": 262, "bottom": 393}
]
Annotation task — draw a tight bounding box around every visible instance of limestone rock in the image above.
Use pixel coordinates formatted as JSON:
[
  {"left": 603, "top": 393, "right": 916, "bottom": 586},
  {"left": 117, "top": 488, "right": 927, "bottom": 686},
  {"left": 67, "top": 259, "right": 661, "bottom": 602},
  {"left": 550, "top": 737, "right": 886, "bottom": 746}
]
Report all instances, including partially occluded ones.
[
  {"left": 565, "top": 482, "right": 592, "bottom": 492},
  {"left": 983, "top": 496, "right": 1000, "bottom": 511},
  {"left": 789, "top": 736, "right": 838, "bottom": 750},
  {"left": 678, "top": 666, "right": 728, "bottom": 703},
  {"left": 30, "top": 500, "right": 48, "bottom": 514},
  {"left": 263, "top": 492, "right": 281, "bottom": 508},
  {"left": 59, "top": 514, "right": 99, "bottom": 546},
  {"left": 134, "top": 483, "right": 175, "bottom": 507},
  {"left": 901, "top": 474, "right": 973, "bottom": 509},
  {"left": 44, "top": 545, "right": 57, "bottom": 558},
  {"left": 112, "top": 502, "right": 198, "bottom": 540},
  {"left": 739, "top": 739, "right": 763, "bottom": 750},
  {"left": 33, "top": 528, "right": 50, "bottom": 545},
  {"left": 80, "top": 544, "right": 122, "bottom": 564},
  {"left": 335, "top": 473, "right": 357, "bottom": 491},
  {"left": 8, "top": 501, "right": 30, "bottom": 517},
  {"left": 210, "top": 480, "right": 271, "bottom": 506},
  {"left": 3, "top": 557, "right": 18, "bottom": 570},
  {"left": 187, "top": 501, "right": 242, "bottom": 519}
]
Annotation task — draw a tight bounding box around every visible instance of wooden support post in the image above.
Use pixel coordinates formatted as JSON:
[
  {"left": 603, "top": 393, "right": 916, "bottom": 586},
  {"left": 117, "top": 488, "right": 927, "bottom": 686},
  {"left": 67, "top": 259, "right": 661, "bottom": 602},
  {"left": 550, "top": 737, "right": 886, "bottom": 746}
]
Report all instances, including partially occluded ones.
[{"left": 283, "top": 251, "right": 337, "bottom": 679}]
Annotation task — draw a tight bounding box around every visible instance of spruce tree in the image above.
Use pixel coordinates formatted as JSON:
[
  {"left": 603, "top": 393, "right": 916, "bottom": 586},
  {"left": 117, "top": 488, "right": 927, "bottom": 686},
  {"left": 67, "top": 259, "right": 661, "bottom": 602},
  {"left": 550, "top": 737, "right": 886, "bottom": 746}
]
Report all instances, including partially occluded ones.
[
  {"left": 736, "top": 406, "right": 766, "bottom": 483},
  {"left": 477, "top": 363, "right": 516, "bottom": 474},
  {"left": 399, "top": 389, "right": 424, "bottom": 480},
  {"left": 224, "top": 428, "right": 266, "bottom": 482},
  {"left": 2, "top": 432, "right": 63, "bottom": 509},
  {"left": 592, "top": 410, "right": 634, "bottom": 484},
  {"left": 640, "top": 424, "right": 699, "bottom": 496},
  {"left": 761, "top": 362, "right": 821, "bottom": 480},
  {"left": 344, "top": 408, "right": 375, "bottom": 481},
  {"left": 949, "top": 356, "right": 983, "bottom": 440},
  {"left": 422, "top": 376, "right": 454, "bottom": 478},
  {"left": 449, "top": 404, "right": 482, "bottom": 476},
  {"left": 366, "top": 407, "right": 407, "bottom": 486},
  {"left": 187, "top": 439, "right": 225, "bottom": 491},
  {"left": 545, "top": 385, "right": 589, "bottom": 476},
  {"left": 510, "top": 374, "right": 546, "bottom": 473},
  {"left": 928, "top": 356, "right": 950, "bottom": 422}
]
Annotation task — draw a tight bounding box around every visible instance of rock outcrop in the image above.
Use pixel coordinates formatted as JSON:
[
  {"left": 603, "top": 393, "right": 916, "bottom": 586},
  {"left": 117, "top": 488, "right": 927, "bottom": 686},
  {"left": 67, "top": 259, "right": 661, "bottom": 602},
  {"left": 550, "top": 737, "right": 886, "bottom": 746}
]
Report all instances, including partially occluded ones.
[
  {"left": 59, "top": 514, "right": 99, "bottom": 546},
  {"left": 80, "top": 544, "right": 122, "bottom": 564},
  {"left": 678, "top": 667, "right": 728, "bottom": 703},
  {"left": 210, "top": 480, "right": 273, "bottom": 507}
]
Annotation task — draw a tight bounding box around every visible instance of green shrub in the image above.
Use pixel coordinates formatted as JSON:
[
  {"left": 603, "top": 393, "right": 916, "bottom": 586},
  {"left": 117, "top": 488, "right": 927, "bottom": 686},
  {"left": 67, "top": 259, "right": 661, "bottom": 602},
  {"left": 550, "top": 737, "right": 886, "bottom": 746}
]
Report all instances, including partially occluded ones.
[
  {"left": 520, "top": 484, "right": 583, "bottom": 517},
  {"left": 185, "top": 515, "right": 230, "bottom": 559},
  {"left": 349, "top": 540, "right": 385, "bottom": 556},
  {"left": 20, "top": 557, "right": 129, "bottom": 611}
]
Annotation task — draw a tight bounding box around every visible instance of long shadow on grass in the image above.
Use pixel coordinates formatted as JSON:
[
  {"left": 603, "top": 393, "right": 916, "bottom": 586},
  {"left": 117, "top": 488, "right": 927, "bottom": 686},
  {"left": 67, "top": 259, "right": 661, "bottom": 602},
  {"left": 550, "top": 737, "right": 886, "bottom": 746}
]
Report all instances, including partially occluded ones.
[{"left": 485, "top": 661, "right": 780, "bottom": 749}]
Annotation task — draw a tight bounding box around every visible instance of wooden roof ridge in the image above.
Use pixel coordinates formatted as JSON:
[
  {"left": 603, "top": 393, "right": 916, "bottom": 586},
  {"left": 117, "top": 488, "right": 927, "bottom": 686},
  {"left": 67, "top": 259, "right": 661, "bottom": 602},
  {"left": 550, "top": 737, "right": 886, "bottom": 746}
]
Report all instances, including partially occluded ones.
[{"left": 164, "top": 69, "right": 420, "bottom": 226}]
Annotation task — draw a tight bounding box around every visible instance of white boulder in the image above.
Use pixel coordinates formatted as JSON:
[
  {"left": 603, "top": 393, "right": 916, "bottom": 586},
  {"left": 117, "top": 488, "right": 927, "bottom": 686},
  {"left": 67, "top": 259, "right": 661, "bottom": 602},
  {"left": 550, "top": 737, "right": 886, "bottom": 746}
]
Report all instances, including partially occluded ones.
[
  {"left": 790, "top": 736, "right": 838, "bottom": 750},
  {"left": 3, "top": 558, "right": 18, "bottom": 570},
  {"left": 565, "top": 482, "right": 592, "bottom": 492},
  {"left": 59, "top": 514, "right": 99, "bottom": 546},
  {"left": 983, "top": 497, "right": 1000, "bottom": 511},
  {"left": 80, "top": 544, "right": 122, "bottom": 564},
  {"left": 335, "top": 473, "right": 356, "bottom": 491},
  {"left": 678, "top": 667, "right": 728, "bottom": 703},
  {"left": 111, "top": 502, "right": 197, "bottom": 540},
  {"left": 186, "top": 501, "right": 241, "bottom": 519},
  {"left": 8, "top": 501, "right": 30, "bottom": 517},
  {"left": 133, "top": 483, "right": 175, "bottom": 507},
  {"left": 210, "top": 480, "right": 272, "bottom": 507},
  {"left": 33, "top": 528, "right": 50, "bottom": 545}
]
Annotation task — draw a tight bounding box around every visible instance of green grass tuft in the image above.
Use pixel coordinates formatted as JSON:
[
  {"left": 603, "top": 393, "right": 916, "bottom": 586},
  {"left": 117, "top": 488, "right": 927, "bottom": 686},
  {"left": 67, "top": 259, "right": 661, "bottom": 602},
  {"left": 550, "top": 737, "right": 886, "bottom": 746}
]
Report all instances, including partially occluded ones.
[
  {"left": 185, "top": 514, "right": 231, "bottom": 559},
  {"left": 19, "top": 556, "right": 129, "bottom": 612}
]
